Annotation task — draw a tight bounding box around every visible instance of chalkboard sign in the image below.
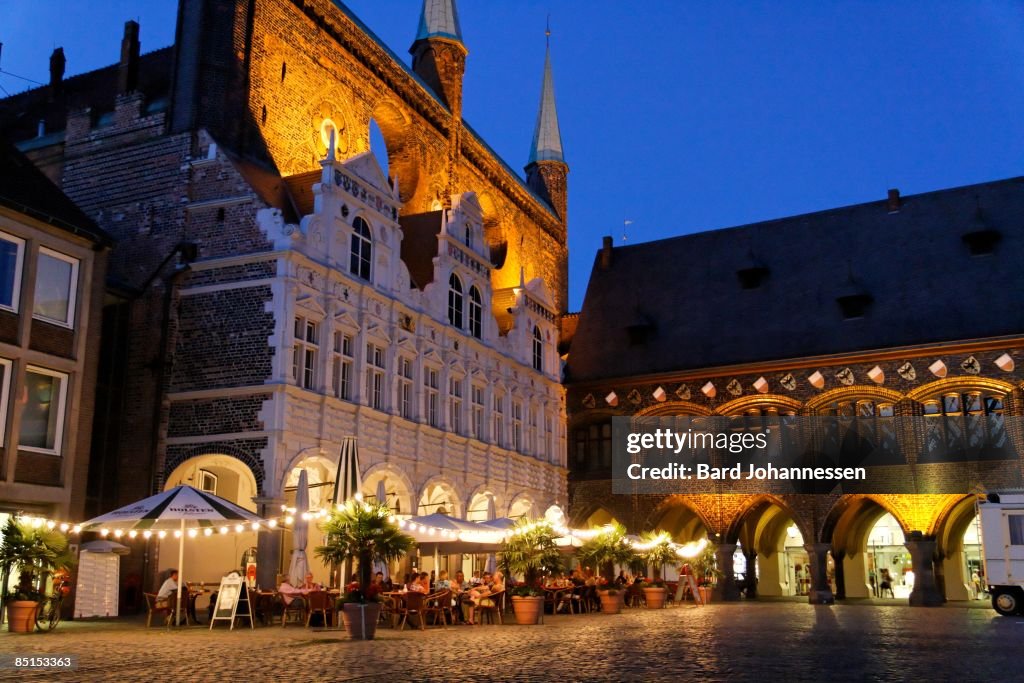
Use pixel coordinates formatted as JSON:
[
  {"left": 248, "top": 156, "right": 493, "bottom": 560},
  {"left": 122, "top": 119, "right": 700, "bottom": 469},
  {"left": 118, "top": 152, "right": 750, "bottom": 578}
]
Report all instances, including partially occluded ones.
[{"left": 209, "top": 573, "right": 254, "bottom": 630}]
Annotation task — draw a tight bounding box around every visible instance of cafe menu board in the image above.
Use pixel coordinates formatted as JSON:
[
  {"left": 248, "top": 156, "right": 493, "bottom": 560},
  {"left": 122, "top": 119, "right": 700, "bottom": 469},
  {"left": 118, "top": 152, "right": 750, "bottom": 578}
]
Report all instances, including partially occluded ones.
[{"left": 209, "top": 573, "right": 253, "bottom": 630}]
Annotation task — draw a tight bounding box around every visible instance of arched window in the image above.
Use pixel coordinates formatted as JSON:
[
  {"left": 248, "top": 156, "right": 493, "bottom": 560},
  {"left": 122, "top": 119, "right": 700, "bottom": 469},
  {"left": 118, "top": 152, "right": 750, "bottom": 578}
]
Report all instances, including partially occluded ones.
[
  {"left": 468, "top": 286, "right": 483, "bottom": 339},
  {"left": 532, "top": 325, "right": 543, "bottom": 372},
  {"left": 448, "top": 273, "right": 464, "bottom": 327},
  {"left": 350, "top": 217, "right": 372, "bottom": 281}
]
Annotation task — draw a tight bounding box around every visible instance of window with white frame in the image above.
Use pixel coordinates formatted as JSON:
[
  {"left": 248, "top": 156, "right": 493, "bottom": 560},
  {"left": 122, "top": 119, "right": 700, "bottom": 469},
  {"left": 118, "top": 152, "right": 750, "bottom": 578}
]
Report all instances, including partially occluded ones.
[
  {"left": 471, "top": 385, "right": 485, "bottom": 440},
  {"left": 0, "top": 232, "right": 24, "bottom": 313},
  {"left": 292, "top": 316, "right": 319, "bottom": 390},
  {"left": 532, "top": 325, "right": 544, "bottom": 372},
  {"left": 512, "top": 400, "right": 523, "bottom": 452},
  {"left": 424, "top": 366, "right": 439, "bottom": 427},
  {"left": 365, "top": 343, "right": 386, "bottom": 410},
  {"left": 492, "top": 393, "right": 504, "bottom": 447},
  {"left": 527, "top": 404, "right": 538, "bottom": 456},
  {"left": 331, "top": 331, "right": 354, "bottom": 400},
  {"left": 448, "top": 274, "right": 464, "bottom": 328},
  {"left": 34, "top": 247, "right": 79, "bottom": 328},
  {"left": 398, "top": 357, "right": 414, "bottom": 419},
  {"left": 449, "top": 376, "right": 463, "bottom": 434},
  {"left": 350, "top": 217, "right": 372, "bottom": 281},
  {"left": 198, "top": 469, "right": 218, "bottom": 494},
  {"left": 19, "top": 366, "right": 68, "bottom": 453},
  {"left": 468, "top": 286, "right": 483, "bottom": 339},
  {"left": 0, "top": 358, "right": 11, "bottom": 443},
  {"left": 539, "top": 412, "right": 550, "bottom": 461}
]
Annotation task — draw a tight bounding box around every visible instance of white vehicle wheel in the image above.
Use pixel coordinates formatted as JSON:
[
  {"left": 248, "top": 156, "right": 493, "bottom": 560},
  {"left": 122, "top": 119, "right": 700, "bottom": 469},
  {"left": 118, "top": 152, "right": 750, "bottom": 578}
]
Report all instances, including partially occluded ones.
[{"left": 992, "top": 589, "right": 1019, "bottom": 616}]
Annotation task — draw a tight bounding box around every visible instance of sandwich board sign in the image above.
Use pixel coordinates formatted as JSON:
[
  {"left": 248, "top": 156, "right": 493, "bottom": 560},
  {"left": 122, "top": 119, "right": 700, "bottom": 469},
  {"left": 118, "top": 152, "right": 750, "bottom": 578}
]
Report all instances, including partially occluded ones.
[{"left": 209, "top": 572, "right": 253, "bottom": 630}]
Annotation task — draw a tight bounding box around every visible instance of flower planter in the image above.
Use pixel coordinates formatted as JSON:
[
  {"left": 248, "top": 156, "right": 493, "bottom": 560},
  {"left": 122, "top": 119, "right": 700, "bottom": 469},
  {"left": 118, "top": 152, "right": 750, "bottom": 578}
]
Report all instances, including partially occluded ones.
[
  {"left": 643, "top": 587, "right": 667, "bottom": 609},
  {"left": 511, "top": 595, "right": 544, "bottom": 625},
  {"left": 598, "top": 590, "right": 622, "bottom": 614},
  {"left": 697, "top": 586, "right": 711, "bottom": 605},
  {"left": 341, "top": 603, "right": 382, "bottom": 640},
  {"left": 7, "top": 601, "right": 39, "bottom": 633}
]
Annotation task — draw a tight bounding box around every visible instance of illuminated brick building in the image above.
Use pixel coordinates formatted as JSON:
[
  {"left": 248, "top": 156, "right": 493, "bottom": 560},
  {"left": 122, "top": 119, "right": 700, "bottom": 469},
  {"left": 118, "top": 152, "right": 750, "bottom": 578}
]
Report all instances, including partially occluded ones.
[
  {"left": 565, "top": 179, "right": 1024, "bottom": 605},
  {"left": 0, "top": 0, "right": 569, "bottom": 593}
]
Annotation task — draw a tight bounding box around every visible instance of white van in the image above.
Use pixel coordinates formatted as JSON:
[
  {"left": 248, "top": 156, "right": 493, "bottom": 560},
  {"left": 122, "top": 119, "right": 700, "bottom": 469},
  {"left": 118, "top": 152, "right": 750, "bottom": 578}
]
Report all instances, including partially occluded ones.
[{"left": 978, "top": 492, "right": 1024, "bottom": 616}]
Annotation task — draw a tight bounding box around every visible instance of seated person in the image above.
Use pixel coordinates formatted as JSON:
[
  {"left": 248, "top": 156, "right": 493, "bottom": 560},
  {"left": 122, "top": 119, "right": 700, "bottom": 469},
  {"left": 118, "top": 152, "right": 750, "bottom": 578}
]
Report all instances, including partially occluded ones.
[
  {"left": 156, "top": 569, "right": 179, "bottom": 608},
  {"left": 300, "top": 572, "right": 322, "bottom": 591},
  {"left": 462, "top": 571, "right": 504, "bottom": 625},
  {"left": 407, "top": 574, "right": 428, "bottom": 593},
  {"left": 418, "top": 572, "right": 431, "bottom": 593},
  {"left": 453, "top": 571, "right": 467, "bottom": 592},
  {"left": 278, "top": 578, "right": 308, "bottom": 609},
  {"left": 367, "top": 572, "right": 386, "bottom": 600},
  {"left": 435, "top": 570, "right": 452, "bottom": 591}
]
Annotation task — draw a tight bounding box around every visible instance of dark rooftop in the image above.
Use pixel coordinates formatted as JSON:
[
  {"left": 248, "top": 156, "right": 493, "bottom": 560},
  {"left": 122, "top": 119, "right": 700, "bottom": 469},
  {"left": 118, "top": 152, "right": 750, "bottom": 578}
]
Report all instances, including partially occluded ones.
[
  {"left": 0, "top": 138, "right": 110, "bottom": 245},
  {"left": 567, "top": 177, "right": 1024, "bottom": 384}
]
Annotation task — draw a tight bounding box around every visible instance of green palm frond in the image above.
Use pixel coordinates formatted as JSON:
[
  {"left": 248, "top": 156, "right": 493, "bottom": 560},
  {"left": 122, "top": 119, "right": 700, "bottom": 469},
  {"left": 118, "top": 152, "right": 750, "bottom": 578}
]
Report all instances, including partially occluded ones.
[
  {"left": 500, "top": 519, "right": 562, "bottom": 587},
  {"left": 314, "top": 500, "right": 415, "bottom": 587}
]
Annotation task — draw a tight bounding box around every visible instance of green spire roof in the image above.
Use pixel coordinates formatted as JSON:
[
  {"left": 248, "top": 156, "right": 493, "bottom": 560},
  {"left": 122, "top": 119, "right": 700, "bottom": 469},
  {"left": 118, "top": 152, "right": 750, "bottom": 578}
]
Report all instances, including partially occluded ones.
[{"left": 415, "top": 0, "right": 463, "bottom": 43}]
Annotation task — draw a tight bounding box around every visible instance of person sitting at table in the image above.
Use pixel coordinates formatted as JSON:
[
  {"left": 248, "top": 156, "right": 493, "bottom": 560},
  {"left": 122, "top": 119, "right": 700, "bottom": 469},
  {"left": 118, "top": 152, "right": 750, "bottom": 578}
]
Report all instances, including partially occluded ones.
[
  {"left": 453, "top": 570, "right": 467, "bottom": 591},
  {"left": 615, "top": 570, "right": 629, "bottom": 587},
  {"left": 417, "top": 572, "right": 431, "bottom": 593},
  {"left": 462, "top": 571, "right": 504, "bottom": 625},
  {"left": 367, "top": 573, "right": 386, "bottom": 600},
  {"left": 407, "top": 574, "right": 428, "bottom": 593},
  {"left": 300, "top": 572, "right": 321, "bottom": 591},
  {"left": 436, "top": 570, "right": 451, "bottom": 591},
  {"left": 278, "top": 578, "right": 308, "bottom": 609},
  {"left": 470, "top": 571, "right": 482, "bottom": 586}
]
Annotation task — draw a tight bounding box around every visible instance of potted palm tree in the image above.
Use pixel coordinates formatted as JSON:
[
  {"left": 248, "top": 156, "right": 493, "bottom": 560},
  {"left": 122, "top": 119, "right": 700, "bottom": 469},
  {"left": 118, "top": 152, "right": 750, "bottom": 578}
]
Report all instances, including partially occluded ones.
[
  {"left": 689, "top": 541, "right": 721, "bottom": 604},
  {"left": 0, "top": 517, "right": 74, "bottom": 633},
  {"left": 500, "top": 519, "right": 562, "bottom": 625},
  {"left": 638, "top": 531, "right": 676, "bottom": 609},
  {"left": 315, "top": 500, "right": 414, "bottom": 639},
  {"left": 577, "top": 523, "right": 635, "bottom": 614}
]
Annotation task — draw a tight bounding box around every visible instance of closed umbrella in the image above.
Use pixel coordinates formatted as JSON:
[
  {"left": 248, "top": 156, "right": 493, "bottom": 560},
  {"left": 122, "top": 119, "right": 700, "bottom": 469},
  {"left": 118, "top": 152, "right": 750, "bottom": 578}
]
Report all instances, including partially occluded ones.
[
  {"left": 288, "top": 469, "right": 310, "bottom": 585},
  {"left": 81, "top": 485, "right": 263, "bottom": 627},
  {"left": 332, "top": 436, "right": 362, "bottom": 583},
  {"left": 372, "top": 479, "right": 390, "bottom": 580}
]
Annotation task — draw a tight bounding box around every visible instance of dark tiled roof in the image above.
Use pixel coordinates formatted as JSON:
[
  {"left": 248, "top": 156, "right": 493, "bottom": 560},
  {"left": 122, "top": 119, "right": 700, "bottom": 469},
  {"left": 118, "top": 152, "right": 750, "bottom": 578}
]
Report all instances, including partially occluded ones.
[
  {"left": 567, "top": 177, "right": 1024, "bottom": 384},
  {"left": 0, "top": 138, "right": 109, "bottom": 244},
  {"left": 399, "top": 211, "right": 443, "bottom": 290},
  {"left": 0, "top": 47, "right": 173, "bottom": 142}
]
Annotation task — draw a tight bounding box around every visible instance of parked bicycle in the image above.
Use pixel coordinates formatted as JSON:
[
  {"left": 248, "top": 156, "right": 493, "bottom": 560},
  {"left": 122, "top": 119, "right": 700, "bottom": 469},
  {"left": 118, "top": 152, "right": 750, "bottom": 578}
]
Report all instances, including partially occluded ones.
[{"left": 35, "top": 578, "right": 70, "bottom": 632}]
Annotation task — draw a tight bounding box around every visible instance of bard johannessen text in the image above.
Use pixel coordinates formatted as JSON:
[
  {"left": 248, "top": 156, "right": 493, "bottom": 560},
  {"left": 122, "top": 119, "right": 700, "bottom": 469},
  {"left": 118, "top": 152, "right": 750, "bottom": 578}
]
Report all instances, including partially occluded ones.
[{"left": 625, "top": 462, "right": 867, "bottom": 481}]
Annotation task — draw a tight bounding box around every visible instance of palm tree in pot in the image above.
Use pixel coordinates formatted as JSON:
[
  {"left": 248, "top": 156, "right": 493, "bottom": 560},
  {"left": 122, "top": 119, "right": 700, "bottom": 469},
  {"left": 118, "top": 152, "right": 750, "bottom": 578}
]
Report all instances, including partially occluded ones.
[
  {"left": 500, "top": 518, "right": 562, "bottom": 625},
  {"left": 577, "top": 523, "right": 635, "bottom": 613},
  {"left": 637, "top": 531, "right": 677, "bottom": 608},
  {"left": 315, "top": 500, "right": 414, "bottom": 638},
  {"left": 0, "top": 517, "right": 75, "bottom": 633}
]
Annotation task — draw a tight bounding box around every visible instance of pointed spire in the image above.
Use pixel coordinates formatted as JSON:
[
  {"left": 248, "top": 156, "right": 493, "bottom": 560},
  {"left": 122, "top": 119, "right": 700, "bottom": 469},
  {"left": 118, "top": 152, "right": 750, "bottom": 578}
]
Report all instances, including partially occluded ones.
[
  {"left": 528, "top": 22, "right": 564, "bottom": 165},
  {"left": 415, "top": 0, "right": 463, "bottom": 43}
]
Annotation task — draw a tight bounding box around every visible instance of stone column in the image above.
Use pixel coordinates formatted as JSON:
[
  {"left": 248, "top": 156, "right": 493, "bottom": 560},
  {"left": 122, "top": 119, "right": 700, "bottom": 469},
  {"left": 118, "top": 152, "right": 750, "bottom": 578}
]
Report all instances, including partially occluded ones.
[
  {"left": 832, "top": 547, "right": 846, "bottom": 600},
  {"left": 255, "top": 497, "right": 284, "bottom": 590},
  {"left": 714, "top": 543, "right": 741, "bottom": 601},
  {"left": 743, "top": 548, "right": 758, "bottom": 598},
  {"left": 905, "top": 532, "right": 944, "bottom": 606},
  {"left": 804, "top": 543, "right": 835, "bottom": 604}
]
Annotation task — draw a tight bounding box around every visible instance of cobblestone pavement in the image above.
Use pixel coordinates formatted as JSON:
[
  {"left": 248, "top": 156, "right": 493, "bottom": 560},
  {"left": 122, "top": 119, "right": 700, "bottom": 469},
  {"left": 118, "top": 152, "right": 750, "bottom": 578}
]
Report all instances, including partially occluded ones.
[{"left": 0, "top": 602, "right": 1019, "bottom": 682}]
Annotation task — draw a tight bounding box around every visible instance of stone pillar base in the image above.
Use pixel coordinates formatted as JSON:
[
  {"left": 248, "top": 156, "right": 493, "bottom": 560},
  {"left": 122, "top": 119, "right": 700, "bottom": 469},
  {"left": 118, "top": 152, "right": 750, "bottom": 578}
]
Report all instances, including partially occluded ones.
[{"left": 905, "top": 534, "right": 944, "bottom": 607}]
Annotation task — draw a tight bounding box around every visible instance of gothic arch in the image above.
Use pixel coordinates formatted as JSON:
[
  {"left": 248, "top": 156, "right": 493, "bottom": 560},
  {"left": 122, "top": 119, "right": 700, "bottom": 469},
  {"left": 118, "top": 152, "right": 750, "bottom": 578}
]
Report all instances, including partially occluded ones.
[
  {"left": 647, "top": 495, "right": 714, "bottom": 541},
  {"left": 635, "top": 400, "right": 714, "bottom": 418},
  {"left": 361, "top": 463, "right": 415, "bottom": 517},
  {"left": 715, "top": 394, "right": 803, "bottom": 416},
  {"left": 417, "top": 476, "right": 463, "bottom": 517},
  {"left": 805, "top": 385, "right": 904, "bottom": 413},
  {"left": 724, "top": 494, "right": 812, "bottom": 546},
  {"left": 163, "top": 444, "right": 266, "bottom": 494},
  {"left": 906, "top": 376, "right": 1015, "bottom": 402},
  {"left": 506, "top": 492, "right": 538, "bottom": 519},
  {"left": 821, "top": 494, "right": 908, "bottom": 551},
  {"left": 369, "top": 97, "right": 418, "bottom": 203}
]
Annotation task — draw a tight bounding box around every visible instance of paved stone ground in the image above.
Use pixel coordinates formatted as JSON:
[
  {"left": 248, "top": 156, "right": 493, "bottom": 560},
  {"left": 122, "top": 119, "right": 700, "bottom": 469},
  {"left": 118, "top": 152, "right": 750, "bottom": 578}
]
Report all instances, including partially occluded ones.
[{"left": 0, "top": 602, "right": 1019, "bottom": 682}]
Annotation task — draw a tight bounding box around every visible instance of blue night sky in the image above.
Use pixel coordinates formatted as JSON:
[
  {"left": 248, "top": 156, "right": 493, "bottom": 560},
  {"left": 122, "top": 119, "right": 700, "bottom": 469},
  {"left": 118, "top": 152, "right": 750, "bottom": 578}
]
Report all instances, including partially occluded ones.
[{"left": 2, "top": 1, "right": 1022, "bottom": 311}]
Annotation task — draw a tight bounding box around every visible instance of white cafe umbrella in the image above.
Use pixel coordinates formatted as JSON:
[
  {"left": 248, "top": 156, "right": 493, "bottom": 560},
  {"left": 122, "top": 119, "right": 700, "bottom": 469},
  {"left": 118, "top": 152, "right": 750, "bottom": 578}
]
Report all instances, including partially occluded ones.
[
  {"left": 332, "top": 436, "right": 363, "bottom": 583},
  {"left": 485, "top": 496, "right": 497, "bottom": 574},
  {"left": 372, "top": 479, "right": 390, "bottom": 580},
  {"left": 81, "top": 485, "right": 263, "bottom": 627},
  {"left": 288, "top": 469, "right": 311, "bottom": 586}
]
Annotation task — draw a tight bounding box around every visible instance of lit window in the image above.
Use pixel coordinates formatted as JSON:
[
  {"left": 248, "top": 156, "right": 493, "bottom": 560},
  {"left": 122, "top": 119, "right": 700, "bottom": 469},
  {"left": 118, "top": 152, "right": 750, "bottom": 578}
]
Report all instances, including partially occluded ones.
[
  {"left": 198, "top": 469, "right": 218, "bottom": 495},
  {"left": 0, "top": 232, "right": 25, "bottom": 313},
  {"left": 292, "top": 316, "right": 319, "bottom": 390},
  {"left": 532, "top": 326, "right": 543, "bottom": 372},
  {"left": 350, "top": 217, "right": 372, "bottom": 281},
  {"left": 398, "top": 357, "right": 414, "bottom": 419},
  {"left": 331, "top": 331, "right": 354, "bottom": 400},
  {"left": 468, "top": 287, "right": 483, "bottom": 339},
  {"left": 19, "top": 366, "right": 68, "bottom": 453},
  {"left": 365, "top": 343, "right": 386, "bottom": 410},
  {"left": 424, "top": 367, "right": 439, "bottom": 427},
  {"left": 449, "top": 376, "right": 463, "bottom": 434},
  {"left": 34, "top": 247, "right": 79, "bottom": 327},
  {"left": 448, "top": 274, "right": 464, "bottom": 328}
]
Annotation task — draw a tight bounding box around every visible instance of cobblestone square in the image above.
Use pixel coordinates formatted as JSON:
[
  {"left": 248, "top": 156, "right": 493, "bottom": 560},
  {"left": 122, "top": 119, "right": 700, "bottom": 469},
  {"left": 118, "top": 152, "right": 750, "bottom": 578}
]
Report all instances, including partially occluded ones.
[{"left": 0, "top": 603, "right": 1018, "bottom": 682}]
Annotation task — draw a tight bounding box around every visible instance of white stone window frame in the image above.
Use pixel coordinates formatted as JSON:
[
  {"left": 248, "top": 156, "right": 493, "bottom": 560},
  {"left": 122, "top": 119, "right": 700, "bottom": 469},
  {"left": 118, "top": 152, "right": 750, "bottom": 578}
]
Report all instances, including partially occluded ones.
[
  {"left": 492, "top": 392, "right": 505, "bottom": 447},
  {"left": 331, "top": 329, "right": 355, "bottom": 400},
  {"left": 448, "top": 374, "right": 464, "bottom": 435},
  {"left": 0, "top": 231, "right": 25, "bottom": 314},
  {"left": 532, "top": 324, "right": 544, "bottom": 373},
  {"left": 467, "top": 285, "right": 483, "bottom": 340},
  {"left": 423, "top": 365, "right": 440, "bottom": 428},
  {"left": 471, "top": 383, "right": 486, "bottom": 440},
  {"left": 292, "top": 315, "right": 320, "bottom": 390},
  {"left": 33, "top": 246, "right": 79, "bottom": 329},
  {"left": 448, "top": 272, "right": 464, "bottom": 329},
  {"left": 349, "top": 215, "right": 373, "bottom": 283},
  {"left": 398, "top": 355, "right": 415, "bottom": 420},
  {"left": 19, "top": 364, "right": 69, "bottom": 455},
  {"left": 365, "top": 342, "right": 387, "bottom": 410},
  {"left": 197, "top": 469, "right": 218, "bottom": 494},
  {"left": 0, "top": 358, "right": 11, "bottom": 444},
  {"left": 511, "top": 399, "right": 524, "bottom": 452}
]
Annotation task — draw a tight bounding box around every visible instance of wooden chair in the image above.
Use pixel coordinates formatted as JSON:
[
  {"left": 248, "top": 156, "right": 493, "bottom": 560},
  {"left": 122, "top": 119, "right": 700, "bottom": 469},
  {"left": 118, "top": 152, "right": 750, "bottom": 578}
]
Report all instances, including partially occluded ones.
[
  {"left": 144, "top": 593, "right": 172, "bottom": 628},
  {"left": 280, "top": 593, "right": 306, "bottom": 628},
  {"left": 305, "top": 591, "right": 333, "bottom": 628},
  {"left": 477, "top": 590, "right": 504, "bottom": 625},
  {"left": 396, "top": 592, "right": 426, "bottom": 631},
  {"left": 423, "top": 590, "right": 449, "bottom": 628}
]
